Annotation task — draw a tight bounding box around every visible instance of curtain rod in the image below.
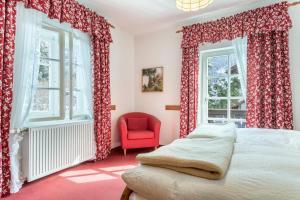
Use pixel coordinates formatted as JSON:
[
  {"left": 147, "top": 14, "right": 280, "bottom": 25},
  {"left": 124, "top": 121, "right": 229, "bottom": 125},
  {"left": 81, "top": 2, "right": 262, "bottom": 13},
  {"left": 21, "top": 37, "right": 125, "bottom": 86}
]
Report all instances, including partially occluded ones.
[{"left": 176, "top": 1, "right": 300, "bottom": 33}]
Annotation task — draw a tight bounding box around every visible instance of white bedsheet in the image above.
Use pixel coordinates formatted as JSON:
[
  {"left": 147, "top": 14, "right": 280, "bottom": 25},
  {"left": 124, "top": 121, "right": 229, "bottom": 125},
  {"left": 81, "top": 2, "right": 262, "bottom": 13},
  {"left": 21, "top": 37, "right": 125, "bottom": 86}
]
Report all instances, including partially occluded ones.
[
  {"left": 129, "top": 192, "right": 147, "bottom": 200},
  {"left": 123, "top": 128, "right": 300, "bottom": 200}
]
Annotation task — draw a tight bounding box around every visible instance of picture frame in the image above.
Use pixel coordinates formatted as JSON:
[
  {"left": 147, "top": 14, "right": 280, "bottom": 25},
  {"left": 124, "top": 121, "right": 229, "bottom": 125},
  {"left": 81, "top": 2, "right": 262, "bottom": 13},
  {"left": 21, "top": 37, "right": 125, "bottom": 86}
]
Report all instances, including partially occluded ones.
[{"left": 142, "top": 67, "right": 163, "bottom": 92}]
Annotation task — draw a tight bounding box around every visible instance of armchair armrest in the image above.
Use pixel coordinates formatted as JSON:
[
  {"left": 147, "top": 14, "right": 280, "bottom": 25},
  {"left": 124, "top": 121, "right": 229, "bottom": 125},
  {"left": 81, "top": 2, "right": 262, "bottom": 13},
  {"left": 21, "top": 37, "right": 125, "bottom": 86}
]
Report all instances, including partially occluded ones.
[
  {"left": 148, "top": 116, "right": 161, "bottom": 145},
  {"left": 118, "top": 117, "right": 128, "bottom": 147}
]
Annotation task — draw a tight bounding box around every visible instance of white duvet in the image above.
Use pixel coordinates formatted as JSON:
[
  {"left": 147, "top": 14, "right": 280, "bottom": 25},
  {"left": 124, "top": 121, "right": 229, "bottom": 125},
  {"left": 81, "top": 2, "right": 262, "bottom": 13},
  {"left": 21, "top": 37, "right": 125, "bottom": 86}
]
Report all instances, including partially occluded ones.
[{"left": 123, "top": 128, "right": 300, "bottom": 200}]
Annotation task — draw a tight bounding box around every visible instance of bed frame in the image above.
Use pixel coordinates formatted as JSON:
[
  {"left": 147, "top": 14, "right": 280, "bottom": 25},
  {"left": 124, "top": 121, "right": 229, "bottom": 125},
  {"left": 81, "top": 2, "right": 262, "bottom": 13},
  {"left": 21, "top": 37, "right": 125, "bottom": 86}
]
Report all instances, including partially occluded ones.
[{"left": 121, "top": 187, "right": 133, "bottom": 200}]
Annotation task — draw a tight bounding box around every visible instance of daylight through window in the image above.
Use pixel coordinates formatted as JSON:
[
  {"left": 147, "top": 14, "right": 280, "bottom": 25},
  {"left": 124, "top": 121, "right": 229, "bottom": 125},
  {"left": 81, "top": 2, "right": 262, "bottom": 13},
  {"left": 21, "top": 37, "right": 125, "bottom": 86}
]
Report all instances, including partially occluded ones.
[
  {"left": 29, "top": 24, "right": 92, "bottom": 122},
  {"left": 200, "top": 47, "right": 247, "bottom": 128}
]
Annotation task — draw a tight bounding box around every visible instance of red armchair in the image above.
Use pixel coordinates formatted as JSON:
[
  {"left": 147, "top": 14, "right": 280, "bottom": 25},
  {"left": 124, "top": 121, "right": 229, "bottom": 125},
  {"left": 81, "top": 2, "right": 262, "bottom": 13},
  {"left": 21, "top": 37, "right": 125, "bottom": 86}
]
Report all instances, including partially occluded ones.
[{"left": 118, "top": 112, "right": 161, "bottom": 155}]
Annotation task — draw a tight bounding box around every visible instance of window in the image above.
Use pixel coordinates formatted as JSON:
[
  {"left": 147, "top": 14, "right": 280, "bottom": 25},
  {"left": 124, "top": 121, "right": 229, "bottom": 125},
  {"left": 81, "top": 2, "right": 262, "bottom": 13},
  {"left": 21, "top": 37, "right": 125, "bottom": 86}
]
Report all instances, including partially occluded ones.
[
  {"left": 29, "top": 24, "right": 92, "bottom": 122},
  {"left": 200, "top": 47, "right": 246, "bottom": 128}
]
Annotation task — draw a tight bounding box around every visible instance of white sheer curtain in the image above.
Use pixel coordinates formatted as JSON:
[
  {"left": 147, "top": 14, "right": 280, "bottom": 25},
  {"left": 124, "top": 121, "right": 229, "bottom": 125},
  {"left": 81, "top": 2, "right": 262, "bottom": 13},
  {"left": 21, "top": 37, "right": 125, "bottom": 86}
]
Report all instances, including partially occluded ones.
[
  {"left": 75, "top": 31, "right": 93, "bottom": 119},
  {"left": 42, "top": 18, "right": 93, "bottom": 119},
  {"left": 232, "top": 37, "right": 247, "bottom": 100},
  {"left": 9, "top": 4, "right": 42, "bottom": 193}
]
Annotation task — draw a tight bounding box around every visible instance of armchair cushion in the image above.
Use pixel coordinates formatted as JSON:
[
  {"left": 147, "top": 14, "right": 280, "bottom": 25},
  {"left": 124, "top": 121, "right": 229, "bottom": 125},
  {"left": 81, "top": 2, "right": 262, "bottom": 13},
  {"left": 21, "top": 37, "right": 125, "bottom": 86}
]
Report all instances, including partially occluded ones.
[
  {"left": 128, "top": 130, "right": 154, "bottom": 140},
  {"left": 127, "top": 118, "right": 148, "bottom": 130}
]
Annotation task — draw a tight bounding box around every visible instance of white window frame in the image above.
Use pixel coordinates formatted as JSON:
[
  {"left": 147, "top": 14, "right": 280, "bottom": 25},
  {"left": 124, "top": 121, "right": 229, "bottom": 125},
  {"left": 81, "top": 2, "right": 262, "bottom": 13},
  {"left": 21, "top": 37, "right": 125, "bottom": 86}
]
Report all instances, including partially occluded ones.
[
  {"left": 30, "top": 25, "right": 65, "bottom": 122},
  {"left": 69, "top": 35, "right": 90, "bottom": 120},
  {"left": 29, "top": 24, "right": 91, "bottom": 122},
  {"left": 199, "top": 46, "right": 246, "bottom": 127}
]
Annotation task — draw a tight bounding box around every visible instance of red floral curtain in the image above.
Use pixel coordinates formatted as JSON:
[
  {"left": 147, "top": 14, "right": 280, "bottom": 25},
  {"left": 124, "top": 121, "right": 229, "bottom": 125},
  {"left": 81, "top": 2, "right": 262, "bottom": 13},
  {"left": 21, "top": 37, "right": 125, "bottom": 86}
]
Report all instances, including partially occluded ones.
[
  {"left": 92, "top": 39, "right": 111, "bottom": 159},
  {"left": 246, "top": 31, "right": 293, "bottom": 129},
  {"left": 16, "top": 0, "right": 112, "bottom": 42},
  {"left": 15, "top": 0, "right": 113, "bottom": 159},
  {"left": 0, "top": 0, "right": 17, "bottom": 197},
  {"left": 180, "top": 46, "right": 199, "bottom": 138},
  {"left": 182, "top": 2, "right": 292, "bottom": 48},
  {"left": 180, "top": 2, "right": 293, "bottom": 137}
]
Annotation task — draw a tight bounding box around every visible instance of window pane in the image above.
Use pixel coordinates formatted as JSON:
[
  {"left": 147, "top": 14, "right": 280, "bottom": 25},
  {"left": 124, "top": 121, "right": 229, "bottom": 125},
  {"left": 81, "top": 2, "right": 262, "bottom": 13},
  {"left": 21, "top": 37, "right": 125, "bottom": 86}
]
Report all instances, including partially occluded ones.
[
  {"left": 38, "top": 60, "right": 60, "bottom": 88},
  {"left": 65, "top": 90, "right": 71, "bottom": 118},
  {"left": 37, "top": 65, "right": 49, "bottom": 88},
  {"left": 72, "top": 38, "right": 82, "bottom": 64},
  {"left": 208, "top": 55, "right": 228, "bottom": 77},
  {"left": 208, "top": 78, "right": 228, "bottom": 97},
  {"left": 40, "top": 29, "right": 60, "bottom": 60},
  {"left": 32, "top": 89, "right": 49, "bottom": 112},
  {"left": 208, "top": 99, "right": 227, "bottom": 118},
  {"left": 64, "top": 61, "right": 71, "bottom": 91},
  {"left": 208, "top": 120, "right": 228, "bottom": 124},
  {"left": 230, "top": 99, "right": 246, "bottom": 119},
  {"left": 72, "top": 90, "right": 87, "bottom": 116},
  {"left": 72, "top": 67, "right": 77, "bottom": 89},
  {"left": 230, "top": 54, "right": 238, "bottom": 75},
  {"left": 31, "top": 89, "right": 60, "bottom": 117},
  {"left": 40, "top": 40, "right": 51, "bottom": 60},
  {"left": 230, "top": 77, "right": 242, "bottom": 97},
  {"left": 65, "top": 32, "right": 70, "bottom": 61},
  {"left": 72, "top": 65, "right": 85, "bottom": 90}
]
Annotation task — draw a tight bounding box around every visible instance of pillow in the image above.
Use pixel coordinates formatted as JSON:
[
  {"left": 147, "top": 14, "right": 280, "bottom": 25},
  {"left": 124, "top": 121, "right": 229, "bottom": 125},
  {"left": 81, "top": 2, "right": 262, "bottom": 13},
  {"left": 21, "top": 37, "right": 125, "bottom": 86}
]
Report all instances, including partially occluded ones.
[
  {"left": 127, "top": 118, "right": 148, "bottom": 130},
  {"left": 187, "top": 123, "right": 237, "bottom": 141}
]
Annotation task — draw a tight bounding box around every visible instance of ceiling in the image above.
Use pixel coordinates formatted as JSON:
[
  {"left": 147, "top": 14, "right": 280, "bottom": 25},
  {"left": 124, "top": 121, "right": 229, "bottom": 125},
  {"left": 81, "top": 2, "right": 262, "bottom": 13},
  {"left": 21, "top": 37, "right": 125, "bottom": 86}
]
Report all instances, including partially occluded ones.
[{"left": 79, "top": 0, "right": 262, "bottom": 35}]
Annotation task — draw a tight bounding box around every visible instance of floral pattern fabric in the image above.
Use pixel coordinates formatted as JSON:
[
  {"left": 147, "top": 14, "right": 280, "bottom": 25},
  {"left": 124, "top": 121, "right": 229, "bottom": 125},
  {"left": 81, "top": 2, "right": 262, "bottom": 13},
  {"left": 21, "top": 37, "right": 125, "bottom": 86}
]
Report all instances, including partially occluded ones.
[
  {"left": 92, "top": 39, "right": 112, "bottom": 160},
  {"left": 182, "top": 2, "right": 292, "bottom": 48},
  {"left": 0, "top": 0, "right": 17, "bottom": 197},
  {"left": 180, "top": 46, "right": 199, "bottom": 138},
  {"left": 246, "top": 31, "right": 293, "bottom": 129},
  {"left": 180, "top": 1, "right": 293, "bottom": 137},
  {"left": 16, "top": 0, "right": 112, "bottom": 42}
]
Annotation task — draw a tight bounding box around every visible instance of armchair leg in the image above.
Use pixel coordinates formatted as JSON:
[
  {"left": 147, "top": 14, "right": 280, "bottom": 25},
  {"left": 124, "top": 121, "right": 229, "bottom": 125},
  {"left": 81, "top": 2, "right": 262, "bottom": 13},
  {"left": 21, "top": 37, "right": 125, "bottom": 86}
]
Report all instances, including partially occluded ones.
[
  {"left": 154, "top": 146, "right": 158, "bottom": 150},
  {"left": 123, "top": 149, "right": 127, "bottom": 156}
]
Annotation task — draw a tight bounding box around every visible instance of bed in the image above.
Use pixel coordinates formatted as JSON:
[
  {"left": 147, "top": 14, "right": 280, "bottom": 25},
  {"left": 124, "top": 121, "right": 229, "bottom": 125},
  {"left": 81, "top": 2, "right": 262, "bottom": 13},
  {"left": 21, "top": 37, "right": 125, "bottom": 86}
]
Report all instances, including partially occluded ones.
[{"left": 121, "top": 128, "right": 300, "bottom": 200}]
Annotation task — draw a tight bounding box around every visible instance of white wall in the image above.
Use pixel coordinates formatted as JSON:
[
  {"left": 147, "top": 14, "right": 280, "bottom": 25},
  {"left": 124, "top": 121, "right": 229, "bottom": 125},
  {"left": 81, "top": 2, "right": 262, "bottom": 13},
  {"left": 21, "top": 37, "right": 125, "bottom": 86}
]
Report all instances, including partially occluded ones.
[
  {"left": 133, "top": 0, "right": 300, "bottom": 145},
  {"left": 135, "top": 30, "right": 182, "bottom": 145},
  {"left": 110, "top": 28, "right": 135, "bottom": 148}
]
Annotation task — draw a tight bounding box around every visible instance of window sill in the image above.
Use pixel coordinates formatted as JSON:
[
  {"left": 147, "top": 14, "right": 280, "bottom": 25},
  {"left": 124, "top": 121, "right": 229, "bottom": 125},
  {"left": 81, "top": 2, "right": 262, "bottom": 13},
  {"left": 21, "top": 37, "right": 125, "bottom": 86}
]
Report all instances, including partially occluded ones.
[{"left": 25, "top": 119, "right": 94, "bottom": 129}]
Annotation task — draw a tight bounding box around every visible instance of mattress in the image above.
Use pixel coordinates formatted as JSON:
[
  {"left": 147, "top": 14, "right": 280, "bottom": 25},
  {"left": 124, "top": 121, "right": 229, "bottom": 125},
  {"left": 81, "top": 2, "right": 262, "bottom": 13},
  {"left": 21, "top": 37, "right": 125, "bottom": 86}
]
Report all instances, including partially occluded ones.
[{"left": 122, "top": 128, "right": 300, "bottom": 200}]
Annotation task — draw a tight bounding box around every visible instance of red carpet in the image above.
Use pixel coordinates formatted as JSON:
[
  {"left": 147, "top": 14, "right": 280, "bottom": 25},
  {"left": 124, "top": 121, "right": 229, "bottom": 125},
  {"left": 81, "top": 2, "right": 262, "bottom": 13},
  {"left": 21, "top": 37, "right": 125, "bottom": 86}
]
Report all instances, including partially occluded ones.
[{"left": 6, "top": 148, "right": 151, "bottom": 200}]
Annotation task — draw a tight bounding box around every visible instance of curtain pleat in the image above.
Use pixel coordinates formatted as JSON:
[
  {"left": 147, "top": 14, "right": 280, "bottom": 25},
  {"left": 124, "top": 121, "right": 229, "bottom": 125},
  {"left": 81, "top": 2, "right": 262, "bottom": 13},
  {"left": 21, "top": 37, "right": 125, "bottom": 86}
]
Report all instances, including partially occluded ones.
[
  {"left": 9, "top": 3, "right": 43, "bottom": 193},
  {"left": 92, "top": 39, "right": 111, "bottom": 160},
  {"left": 246, "top": 31, "right": 293, "bottom": 129},
  {"left": 182, "top": 2, "right": 292, "bottom": 48},
  {"left": 0, "top": 0, "right": 17, "bottom": 197},
  {"left": 180, "top": 46, "right": 199, "bottom": 138}
]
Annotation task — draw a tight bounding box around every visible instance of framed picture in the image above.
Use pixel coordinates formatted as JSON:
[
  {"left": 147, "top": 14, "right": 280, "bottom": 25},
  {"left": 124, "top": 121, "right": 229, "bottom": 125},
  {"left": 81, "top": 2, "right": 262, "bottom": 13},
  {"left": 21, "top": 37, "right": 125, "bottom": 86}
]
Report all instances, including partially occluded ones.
[{"left": 142, "top": 67, "right": 163, "bottom": 92}]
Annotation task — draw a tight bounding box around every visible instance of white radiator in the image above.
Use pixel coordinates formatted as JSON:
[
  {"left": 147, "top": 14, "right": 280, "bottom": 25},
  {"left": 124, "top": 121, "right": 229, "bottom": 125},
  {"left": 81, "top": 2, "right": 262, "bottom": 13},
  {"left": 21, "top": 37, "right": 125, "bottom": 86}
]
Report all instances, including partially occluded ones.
[{"left": 22, "top": 121, "right": 95, "bottom": 182}]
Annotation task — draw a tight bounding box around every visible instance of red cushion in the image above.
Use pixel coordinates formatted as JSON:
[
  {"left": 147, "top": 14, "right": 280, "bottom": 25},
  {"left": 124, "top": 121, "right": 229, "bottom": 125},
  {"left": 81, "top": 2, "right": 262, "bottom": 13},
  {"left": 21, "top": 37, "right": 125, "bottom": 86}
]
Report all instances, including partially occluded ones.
[
  {"left": 127, "top": 118, "right": 148, "bottom": 130},
  {"left": 127, "top": 130, "right": 154, "bottom": 140}
]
